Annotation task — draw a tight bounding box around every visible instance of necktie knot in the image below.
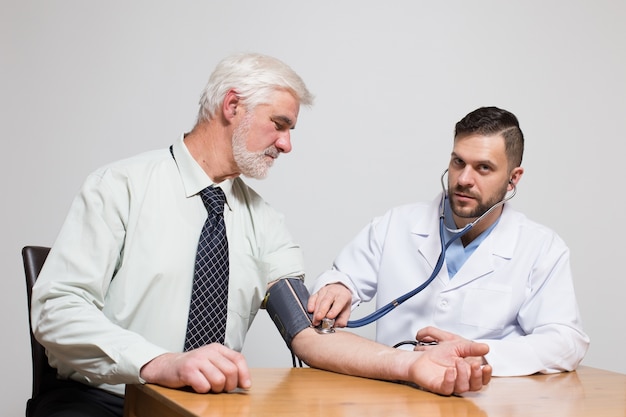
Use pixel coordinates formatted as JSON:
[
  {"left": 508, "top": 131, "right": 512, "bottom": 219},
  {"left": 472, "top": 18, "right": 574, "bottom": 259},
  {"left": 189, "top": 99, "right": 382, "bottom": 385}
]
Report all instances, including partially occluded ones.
[{"left": 200, "top": 186, "right": 226, "bottom": 215}]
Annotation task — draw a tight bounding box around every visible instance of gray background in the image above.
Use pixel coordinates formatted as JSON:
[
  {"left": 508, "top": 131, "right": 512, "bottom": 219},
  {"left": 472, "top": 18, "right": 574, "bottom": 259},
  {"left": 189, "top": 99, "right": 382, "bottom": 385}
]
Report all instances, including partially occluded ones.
[{"left": 2, "top": 1, "right": 625, "bottom": 415}]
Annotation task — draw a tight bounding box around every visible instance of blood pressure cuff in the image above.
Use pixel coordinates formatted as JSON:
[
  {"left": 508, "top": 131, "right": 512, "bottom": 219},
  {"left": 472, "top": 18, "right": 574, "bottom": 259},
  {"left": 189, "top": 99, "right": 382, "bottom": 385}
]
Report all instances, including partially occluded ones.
[{"left": 262, "top": 277, "right": 313, "bottom": 349}]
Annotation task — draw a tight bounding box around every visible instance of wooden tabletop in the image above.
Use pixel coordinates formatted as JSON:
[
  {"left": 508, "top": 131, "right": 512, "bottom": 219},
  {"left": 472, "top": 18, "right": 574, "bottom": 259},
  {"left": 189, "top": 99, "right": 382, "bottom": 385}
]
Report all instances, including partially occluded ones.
[{"left": 124, "top": 366, "right": 626, "bottom": 417}]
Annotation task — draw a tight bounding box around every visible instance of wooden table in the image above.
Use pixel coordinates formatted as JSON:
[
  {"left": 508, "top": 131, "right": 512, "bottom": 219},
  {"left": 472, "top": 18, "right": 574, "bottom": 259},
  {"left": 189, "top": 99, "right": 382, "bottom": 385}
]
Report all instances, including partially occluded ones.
[{"left": 124, "top": 366, "right": 626, "bottom": 417}]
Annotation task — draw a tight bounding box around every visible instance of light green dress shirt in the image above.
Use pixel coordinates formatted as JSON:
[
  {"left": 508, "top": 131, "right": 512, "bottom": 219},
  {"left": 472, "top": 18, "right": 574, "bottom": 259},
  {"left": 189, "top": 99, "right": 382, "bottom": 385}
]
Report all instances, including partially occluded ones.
[{"left": 31, "top": 135, "right": 304, "bottom": 396}]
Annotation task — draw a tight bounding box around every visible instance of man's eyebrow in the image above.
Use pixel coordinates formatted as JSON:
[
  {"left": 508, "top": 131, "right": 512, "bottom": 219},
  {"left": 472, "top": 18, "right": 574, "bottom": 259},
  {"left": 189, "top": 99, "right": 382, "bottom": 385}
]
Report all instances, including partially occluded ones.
[
  {"left": 451, "top": 152, "right": 495, "bottom": 167},
  {"left": 273, "top": 115, "right": 296, "bottom": 129}
]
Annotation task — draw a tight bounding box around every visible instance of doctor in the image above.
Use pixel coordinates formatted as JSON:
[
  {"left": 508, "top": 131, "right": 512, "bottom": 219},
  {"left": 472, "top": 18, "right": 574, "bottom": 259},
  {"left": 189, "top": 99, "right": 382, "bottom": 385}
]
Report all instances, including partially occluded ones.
[{"left": 308, "top": 106, "right": 590, "bottom": 376}]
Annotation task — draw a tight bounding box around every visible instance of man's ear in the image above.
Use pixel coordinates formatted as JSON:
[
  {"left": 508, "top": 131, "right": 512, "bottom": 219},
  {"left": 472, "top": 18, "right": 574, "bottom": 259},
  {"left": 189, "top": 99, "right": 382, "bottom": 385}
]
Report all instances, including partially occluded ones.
[
  {"left": 509, "top": 167, "right": 524, "bottom": 188},
  {"left": 222, "top": 89, "right": 240, "bottom": 122}
]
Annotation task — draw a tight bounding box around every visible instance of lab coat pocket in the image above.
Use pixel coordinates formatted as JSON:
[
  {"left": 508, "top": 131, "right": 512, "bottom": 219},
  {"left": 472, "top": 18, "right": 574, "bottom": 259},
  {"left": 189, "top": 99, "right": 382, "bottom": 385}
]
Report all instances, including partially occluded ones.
[{"left": 460, "top": 285, "right": 512, "bottom": 330}]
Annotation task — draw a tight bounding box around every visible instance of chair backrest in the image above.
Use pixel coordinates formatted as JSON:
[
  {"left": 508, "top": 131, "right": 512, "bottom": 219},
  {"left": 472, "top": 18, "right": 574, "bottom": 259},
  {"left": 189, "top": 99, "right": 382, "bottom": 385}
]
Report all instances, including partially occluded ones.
[{"left": 22, "top": 245, "right": 56, "bottom": 399}]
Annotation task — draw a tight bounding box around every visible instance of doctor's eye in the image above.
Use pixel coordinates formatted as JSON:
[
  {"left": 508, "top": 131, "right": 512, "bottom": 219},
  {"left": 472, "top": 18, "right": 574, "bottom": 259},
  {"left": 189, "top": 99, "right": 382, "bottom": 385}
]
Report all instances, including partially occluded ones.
[{"left": 451, "top": 158, "right": 465, "bottom": 168}]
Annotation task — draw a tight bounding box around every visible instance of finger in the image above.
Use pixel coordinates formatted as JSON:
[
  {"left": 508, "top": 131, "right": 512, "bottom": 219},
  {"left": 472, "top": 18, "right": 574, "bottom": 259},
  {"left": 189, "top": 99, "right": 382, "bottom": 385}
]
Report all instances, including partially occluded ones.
[
  {"left": 324, "top": 295, "right": 350, "bottom": 322},
  {"left": 468, "top": 361, "right": 485, "bottom": 391},
  {"left": 185, "top": 368, "right": 213, "bottom": 393},
  {"left": 416, "top": 326, "right": 448, "bottom": 342},
  {"left": 438, "top": 367, "right": 457, "bottom": 396},
  {"left": 482, "top": 364, "right": 493, "bottom": 385},
  {"left": 461, "top": 342, "right": 490, "bottom": 358},
  {"left": 307, "top": 292, "right": 318, "bottom": 313},
  {"left": 192, "top": 346, "right": 248, "bottom": 393},
  {"left": 195, "top": 354, "right": 232, "bottom": 393},
  {"left": 333, "top": 306, "right": 351, "bottom": 327},
  {"left": 453, "top": 358, "right": 471, "bottom": 394},
  {"left": 311, "top": 293, "right": 336, "bottom": 324},
  {"left": 219, "top": 346, "right": 252, "bottom": 390},
  {"left": 205, "top": 368, "right": 228, "bottom": 393}
]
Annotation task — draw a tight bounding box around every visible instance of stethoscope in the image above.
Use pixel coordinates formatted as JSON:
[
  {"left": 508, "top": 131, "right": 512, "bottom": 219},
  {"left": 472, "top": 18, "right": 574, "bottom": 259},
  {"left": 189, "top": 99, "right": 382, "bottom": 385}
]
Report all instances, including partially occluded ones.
[{"left": 345, "top": 169, "right": 517, "bottom": 328}]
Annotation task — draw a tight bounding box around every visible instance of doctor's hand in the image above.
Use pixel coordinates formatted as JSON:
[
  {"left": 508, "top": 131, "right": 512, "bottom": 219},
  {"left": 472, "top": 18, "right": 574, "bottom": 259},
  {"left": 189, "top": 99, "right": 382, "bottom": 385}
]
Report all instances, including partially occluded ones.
[
  {"left": 307, "top": 283, "right": 352, "bottom": 327},
  {"left": 140, "top": 343, "right": 251, "bottom": 393},
  {"left": 415, "top": 326, "right": 488, "bottom": 369}
]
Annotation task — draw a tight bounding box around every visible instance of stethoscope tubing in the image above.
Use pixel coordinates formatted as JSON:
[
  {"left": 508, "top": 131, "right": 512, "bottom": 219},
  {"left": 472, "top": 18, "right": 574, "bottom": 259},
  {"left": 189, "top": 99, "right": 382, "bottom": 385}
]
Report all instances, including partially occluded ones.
[
  {"left": 345, "top": 170, "right": 515, "bottom": 328},
  {"left": 346, "top": 213, "right": 470, "bottom": 327}
]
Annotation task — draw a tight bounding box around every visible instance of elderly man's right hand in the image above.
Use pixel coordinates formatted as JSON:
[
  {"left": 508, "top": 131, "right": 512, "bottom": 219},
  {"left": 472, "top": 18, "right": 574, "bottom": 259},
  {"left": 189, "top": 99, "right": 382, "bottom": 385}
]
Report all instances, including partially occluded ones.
[{"left": 140, "top": 343, "right": 251, "bottom": 393}]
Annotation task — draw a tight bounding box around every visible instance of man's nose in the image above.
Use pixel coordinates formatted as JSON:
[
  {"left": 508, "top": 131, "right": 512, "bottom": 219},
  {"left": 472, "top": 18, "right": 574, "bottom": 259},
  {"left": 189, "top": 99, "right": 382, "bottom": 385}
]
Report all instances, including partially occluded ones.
[
  {"left": 457, "top": 168, "right": 475, "bottom": 187},
  {"left": 275, "top": 131, "right": 292, "bottom": 153}
]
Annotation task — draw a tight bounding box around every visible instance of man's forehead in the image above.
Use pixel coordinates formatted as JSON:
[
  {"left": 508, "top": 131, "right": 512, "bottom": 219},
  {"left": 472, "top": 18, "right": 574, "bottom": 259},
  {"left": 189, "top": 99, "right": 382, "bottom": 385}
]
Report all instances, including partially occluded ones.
[
  {"left": 452, "top": 134, "right": 506, "bottom": 161},
  {"left": 453, "top": 133, "right": 505, "bottom": 150}
]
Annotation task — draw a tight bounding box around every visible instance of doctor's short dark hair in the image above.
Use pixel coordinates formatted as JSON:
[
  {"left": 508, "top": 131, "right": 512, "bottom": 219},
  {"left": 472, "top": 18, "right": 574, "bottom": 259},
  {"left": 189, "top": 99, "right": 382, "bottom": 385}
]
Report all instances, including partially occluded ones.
[{"left": 454, "top": 106, "right": 524, "bottom": 168}]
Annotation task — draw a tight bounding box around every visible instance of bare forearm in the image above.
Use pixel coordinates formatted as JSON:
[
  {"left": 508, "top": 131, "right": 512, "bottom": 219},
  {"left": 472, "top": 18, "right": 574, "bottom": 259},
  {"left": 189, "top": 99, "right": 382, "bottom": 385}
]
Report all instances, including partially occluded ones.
[
  {"left": 291, "top": 328, "right": 413, "bottom": 382},
  {"left": 290, "top": 327, "right": 491, "bottom": 395}
]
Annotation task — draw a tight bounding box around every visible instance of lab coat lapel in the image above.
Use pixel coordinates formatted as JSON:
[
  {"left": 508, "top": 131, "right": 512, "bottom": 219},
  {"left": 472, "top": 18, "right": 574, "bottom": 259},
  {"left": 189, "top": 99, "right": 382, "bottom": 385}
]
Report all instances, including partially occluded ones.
[
  {"left": 445, "top": 205, "right": 517, "bottom": 290},
  {"left": 411, "top": 196, "right": 447, "bottom": 277}
]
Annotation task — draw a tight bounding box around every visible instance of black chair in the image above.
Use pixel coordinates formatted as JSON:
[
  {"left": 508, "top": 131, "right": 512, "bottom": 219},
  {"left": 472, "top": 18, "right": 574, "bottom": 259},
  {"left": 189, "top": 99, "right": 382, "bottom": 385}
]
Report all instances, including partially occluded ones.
[{"left": 22, "top": 246, "right": 57, "bottom": 410}]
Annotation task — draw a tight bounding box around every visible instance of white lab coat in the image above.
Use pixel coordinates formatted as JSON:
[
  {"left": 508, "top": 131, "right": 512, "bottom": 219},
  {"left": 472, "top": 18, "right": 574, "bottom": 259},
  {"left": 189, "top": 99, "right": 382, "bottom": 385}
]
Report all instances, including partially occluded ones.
[{"left": 314, "top": 193, "right": 589, "bottom": 376}]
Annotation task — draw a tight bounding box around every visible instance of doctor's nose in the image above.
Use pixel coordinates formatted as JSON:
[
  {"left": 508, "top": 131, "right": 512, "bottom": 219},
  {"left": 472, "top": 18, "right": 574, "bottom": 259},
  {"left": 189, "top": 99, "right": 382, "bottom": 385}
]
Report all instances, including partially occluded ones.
[{"left": 456, "top": 168, "right": 475, "bottom": 188}]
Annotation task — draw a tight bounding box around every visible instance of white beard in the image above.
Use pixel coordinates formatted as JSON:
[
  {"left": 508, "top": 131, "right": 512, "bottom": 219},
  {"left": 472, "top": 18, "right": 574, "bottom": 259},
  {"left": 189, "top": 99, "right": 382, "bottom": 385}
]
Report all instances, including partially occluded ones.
[{"left": 231, "top": 115, "right": 277, "bottom": 179}]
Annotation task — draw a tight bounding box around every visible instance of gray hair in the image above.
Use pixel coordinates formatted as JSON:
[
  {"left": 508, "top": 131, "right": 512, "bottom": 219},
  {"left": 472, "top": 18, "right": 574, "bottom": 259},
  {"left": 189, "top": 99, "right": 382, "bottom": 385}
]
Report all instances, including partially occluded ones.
[{"left": 198, "top": 53, "right": 314, "bottom": 122}]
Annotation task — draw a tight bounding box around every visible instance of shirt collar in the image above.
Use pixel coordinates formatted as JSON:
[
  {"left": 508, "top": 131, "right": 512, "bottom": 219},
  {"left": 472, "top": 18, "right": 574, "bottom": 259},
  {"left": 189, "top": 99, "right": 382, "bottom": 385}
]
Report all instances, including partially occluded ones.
[{"left": 171, "top": 134, "right": 234, "bottom": 212}]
